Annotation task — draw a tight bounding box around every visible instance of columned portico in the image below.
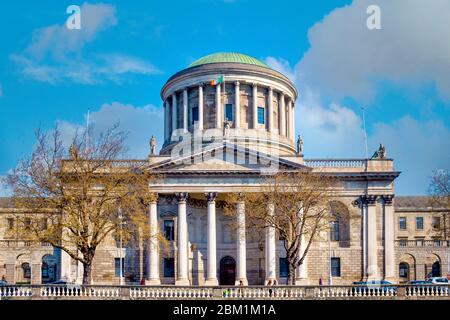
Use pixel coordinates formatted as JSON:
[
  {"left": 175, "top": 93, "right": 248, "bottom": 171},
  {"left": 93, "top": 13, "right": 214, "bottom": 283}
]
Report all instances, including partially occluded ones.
[
  {"left": 147, "top": 198, "right": 161, "bottom": 285},
  {"left": 205, "top": 192, "right": 219, "bottom": 286},
  {"left": 265, "top": 203, "right": 277, "bottom": 284},
  {"left": 235, "top": 194, "right": 248, "bottom": 285},
  {"left": 175, "top": 192, "right": 190, "bottom": 286}
]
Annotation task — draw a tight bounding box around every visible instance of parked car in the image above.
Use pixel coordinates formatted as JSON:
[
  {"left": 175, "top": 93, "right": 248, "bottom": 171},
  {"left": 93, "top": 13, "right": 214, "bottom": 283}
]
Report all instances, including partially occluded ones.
[
  {"left": 405, "top": 280, "right": 433, "bottom": 295},
  {"left": 350, "top": 280, "right": 396, "bottom": 296},
  {"left": 427, "top": 277, "right": 450, "bottom": 294}
]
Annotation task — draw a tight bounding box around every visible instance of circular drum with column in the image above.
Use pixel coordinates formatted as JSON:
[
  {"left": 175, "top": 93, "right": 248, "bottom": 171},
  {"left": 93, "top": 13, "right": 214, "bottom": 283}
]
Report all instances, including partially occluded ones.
[{"left": 160, "top": 52, "right": 298, "bottom": 156}]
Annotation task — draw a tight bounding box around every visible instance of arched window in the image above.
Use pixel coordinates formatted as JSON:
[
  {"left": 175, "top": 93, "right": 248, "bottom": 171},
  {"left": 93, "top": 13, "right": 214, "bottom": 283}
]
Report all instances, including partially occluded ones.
[
  {"left": 22, "top": 263, "right": 31, "bottom": 279},
  {"left": 399, "top": 262, "right": 409, "bottom": 279},
  {"left": 41, "top": 262, "right": 49, "bottom": 278},
  {"left": 432, "top": 262, "right": 441, "bottom": 277}
]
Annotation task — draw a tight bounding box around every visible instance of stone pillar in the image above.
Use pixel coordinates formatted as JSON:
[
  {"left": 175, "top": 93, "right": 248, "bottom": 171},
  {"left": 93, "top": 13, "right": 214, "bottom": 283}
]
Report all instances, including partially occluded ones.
[
  {"left": 172, "top": 93, "right": 177, "bottom": 135},
  {"left": 4, "top": 263, "right": 14, "bottom": 284},
  {"left": 164, "top": 100, "right": 169, "bottom": 141},
  {"left": 252, "top": 83, "right": 258, "bottom": 129},
  {"left": 383, "top": 195, "right": 395, "bottom": 281},
  {"left": 205, "top": 192, "right": 218, "bottom": 285},
  {"left": 235, "top": 195, "right": 248, "bottom": 285},
  {"left": 234, "top": 81, "right": 240, "bottom": 129},
  {"left": 362, "top": 195, "right": 378, "bottom": 280},
  {"left": 31, "top": 263, "right": 42, "bottom": 285},
  {"left": 175, "top": 192, "right": 190, "bottom": 286},
  {"left": 291, "top": 99, "right": 295, "bottom": 141},
  {"left": 295, "top": 234, "right": 308, "bottom": 285},
  {"left": 279, "top": 93, "right": 286, "bottom": 137},
  {"left": 183, "top": 89, "right": 188, "bottom": 132},
  {"left": 265, "top": 203, "right": 276, "bottom": 284},
  {"left": 286, "top": 98, "right": 291, "bottom": 139},
  {"left": 268, "top": 87, "right": 273, "bottom": 133},
  {"left": 60, "top": 249, "right": 72, "bottom": 281},
  {"left": 198, "top": 85, "right": 204, "bottom": 130},
  {"left": 147, "top": 198, "right": 161, "bottom": 285},
  {"left": 216, "top": 84, "right": 222, "bottom": 128}
]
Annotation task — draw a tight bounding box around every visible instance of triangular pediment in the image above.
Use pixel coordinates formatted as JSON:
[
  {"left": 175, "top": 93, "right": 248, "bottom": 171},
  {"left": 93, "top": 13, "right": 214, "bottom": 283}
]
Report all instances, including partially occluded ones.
[{"left": 148, "top": 142, "right": 309, "bottom": 173}]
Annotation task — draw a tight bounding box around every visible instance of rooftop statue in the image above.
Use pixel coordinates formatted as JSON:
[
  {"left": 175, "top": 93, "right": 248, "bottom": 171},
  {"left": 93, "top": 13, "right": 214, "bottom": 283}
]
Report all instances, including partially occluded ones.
[
  {"left": 297, "top": 134, "right": 303, "bottom": 155},
  {"left": 371, "top": 143, "right": 387, "bottom": 159},
  {"left": 150, "top": 135, "right": 157, "bottom": 156}
]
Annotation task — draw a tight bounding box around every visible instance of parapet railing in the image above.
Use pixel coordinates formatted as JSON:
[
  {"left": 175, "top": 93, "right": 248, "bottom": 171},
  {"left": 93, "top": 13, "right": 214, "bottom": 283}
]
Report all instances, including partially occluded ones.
[
  {"left": 304, "top": 159, "right": 367, "bottom": 168},
  {"left": 1, "top": 284, "right": 449, "bottom": 299}
]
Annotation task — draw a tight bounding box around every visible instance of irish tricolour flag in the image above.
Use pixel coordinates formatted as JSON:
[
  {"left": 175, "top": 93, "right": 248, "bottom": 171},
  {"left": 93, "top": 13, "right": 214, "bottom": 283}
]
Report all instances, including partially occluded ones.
[{"left": 210, "top": 75, "right": 224, "bottom": 86}]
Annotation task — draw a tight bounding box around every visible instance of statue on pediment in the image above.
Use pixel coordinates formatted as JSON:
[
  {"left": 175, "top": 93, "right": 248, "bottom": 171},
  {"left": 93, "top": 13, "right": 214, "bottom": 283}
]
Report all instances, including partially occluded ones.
[
  {"left": 297, "top": 134, "right": 303, "bottom": 155},
  {"left": 371, "top": 143, "right": 386, "bottom": 159}
]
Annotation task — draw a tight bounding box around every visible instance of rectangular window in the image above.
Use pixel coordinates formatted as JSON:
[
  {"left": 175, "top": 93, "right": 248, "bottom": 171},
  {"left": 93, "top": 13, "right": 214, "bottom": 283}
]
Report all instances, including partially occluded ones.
[
  {"left": 114, "top": 258, "right": 124, "bottom": 277},
  {"left": 399, "top": 217, "right": 407, "bottom": 230},
  {"left": 257, "top": 107, "right": 265, "bottom": 124},
  {"left": 164, "top": 258, "right": 175, "bottom": 277},
  {"left": 225, "top": 104, "right": 233, "bottom": 121},
  {"left": 7, "top": 218, "right": 14, "bottom": 230},
  {"left": 192, "top": 107, "right": 199, "bottom": 123},
  {"left": 164, "top": 220, "right": 175, "bottom": 241},
  {"left": 416, "top": 217, "right": 424, "bottom": 230},
  {"left": 331, "top": 221, "right": 340, "bottom": 241},
  {"left": 331, "top": 258, "right": 341, "bottom": 277},
  {"left": 24, "top": 218, "right": 31, "bottom": 231},
  {"left": 432, "top": 217, "right": 441, "bottom": 230},
  {"left": 279, "top": 258, "right": 289, "bottom": 277}
]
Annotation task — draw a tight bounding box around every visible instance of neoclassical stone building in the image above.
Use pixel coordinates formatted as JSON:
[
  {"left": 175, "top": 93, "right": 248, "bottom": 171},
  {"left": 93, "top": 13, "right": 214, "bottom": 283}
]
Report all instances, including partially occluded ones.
[{"left": 0, "top": 53, "right": 448, "bottom": 286}]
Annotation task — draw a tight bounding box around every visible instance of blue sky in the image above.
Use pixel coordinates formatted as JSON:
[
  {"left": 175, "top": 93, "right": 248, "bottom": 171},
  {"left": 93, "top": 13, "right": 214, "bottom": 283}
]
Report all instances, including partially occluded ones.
[{"left": 0, "top": 0, "right": 449, "bottom": 195}]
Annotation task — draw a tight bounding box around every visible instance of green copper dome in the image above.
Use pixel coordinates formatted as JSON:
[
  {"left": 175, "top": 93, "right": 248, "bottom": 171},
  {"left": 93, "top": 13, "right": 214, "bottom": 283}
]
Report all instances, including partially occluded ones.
[{"left": 189, "top": 52, "right": 269, "bottom": 68}]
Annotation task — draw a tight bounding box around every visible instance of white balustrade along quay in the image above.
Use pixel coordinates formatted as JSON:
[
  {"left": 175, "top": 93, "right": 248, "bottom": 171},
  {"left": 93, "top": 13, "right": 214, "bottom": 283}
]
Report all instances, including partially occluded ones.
[{"left": 0, "top": 284, "right": 449, "bottom": 300}]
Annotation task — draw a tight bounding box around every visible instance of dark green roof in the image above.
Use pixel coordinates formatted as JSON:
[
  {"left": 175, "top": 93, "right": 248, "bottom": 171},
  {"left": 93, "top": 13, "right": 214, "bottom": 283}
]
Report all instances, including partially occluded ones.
[{"left": 189, "top": 52, "right": 269, "bottom": 68}]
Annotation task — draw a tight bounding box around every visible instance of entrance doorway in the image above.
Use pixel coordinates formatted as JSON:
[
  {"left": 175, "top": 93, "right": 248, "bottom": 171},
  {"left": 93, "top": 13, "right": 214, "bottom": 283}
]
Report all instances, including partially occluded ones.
[{"left": 219, "top": 256, "right": 236, "bottom": 285}]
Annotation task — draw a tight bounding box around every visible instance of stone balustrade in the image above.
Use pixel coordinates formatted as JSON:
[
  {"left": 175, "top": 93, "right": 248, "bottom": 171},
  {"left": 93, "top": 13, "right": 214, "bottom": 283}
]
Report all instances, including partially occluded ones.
[
  {"left": 304, "top": 159, "right": 367, "bottom": 168},
  {"left": 396, "top": 240, "right": 450, "bottom": 247},
  {"left": 1, "top": 284, "right": 449, "bottom": 300}
]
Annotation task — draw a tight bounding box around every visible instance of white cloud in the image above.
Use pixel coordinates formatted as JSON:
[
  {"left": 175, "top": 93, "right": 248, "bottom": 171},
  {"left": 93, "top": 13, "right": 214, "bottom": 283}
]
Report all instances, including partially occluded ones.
[
  {"left": 370, "top": 116, "right": 450, "bottom": 194},
  {"left": 297, "top": 88, "right": 366, "bottom": 158},
  {"left": 58, "top": 102, "right": 164, "bottom": 158},
  {"left": 298, "top": 0, "right": 450, "bottom": 102},
  {"left": 265, "top": 57, "right": 297, "bottom": 83},
  {"left": 11, "top": 2, "right": 160, "bottom": 84}
]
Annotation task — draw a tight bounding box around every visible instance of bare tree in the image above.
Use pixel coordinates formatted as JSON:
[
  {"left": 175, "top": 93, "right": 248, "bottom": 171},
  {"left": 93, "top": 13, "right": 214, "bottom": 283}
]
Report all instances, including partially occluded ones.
[
  {"left": 428, "top": 169, "right": 450, "bottom": 238},
  {"left": 6, "top": 124, "right": 163, "bottom": 284},
  {"left": 225, "top": 171, "right": 339, "bottom": 285}
]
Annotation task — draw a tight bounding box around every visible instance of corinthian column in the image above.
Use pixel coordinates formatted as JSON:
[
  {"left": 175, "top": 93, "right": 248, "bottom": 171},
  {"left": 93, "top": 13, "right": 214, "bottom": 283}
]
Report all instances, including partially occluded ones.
[
  {"left": 147, "top": 196, "right": 160, "bottom": 285},
  {"left": 175, "top": 192, "right": 190, "bottom": 286},
  {"left": 234, "top": 81, "right": 240, "bottom": 129},
  {"left": 172, "top": 93, "right": 178, "bottom": 135},
  {"left": 265, "top": 203, "right": 276, "bottom": 284},
  {"left": 252, "top": 83, "right": 258, "bottom": 129},
  {"left": 268, "top": 87, "right": 273, "bottom": 133},
  {"left": 279, "top": 93, "right": 286, "bottom": 137},
  {"left": 216, "top": 84, "right": 222, "bottom": 128},
  {"left": 383, "top": 195, "right": 395, "bottom": 281},
  {"left": 198, "top": 85, "right": 204, "bottom": 130},
  {"left": 235, "top": 194, "right": 248, "bottom": 285},
  {"left": 362, "top": 195, "right": 378, "bottom": 280},
  {"left": 183, "top": 89, "right": 188, "bottom": 132},
  {"left": 205, "top": 192, "right": 218, "bottom": 285}
]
